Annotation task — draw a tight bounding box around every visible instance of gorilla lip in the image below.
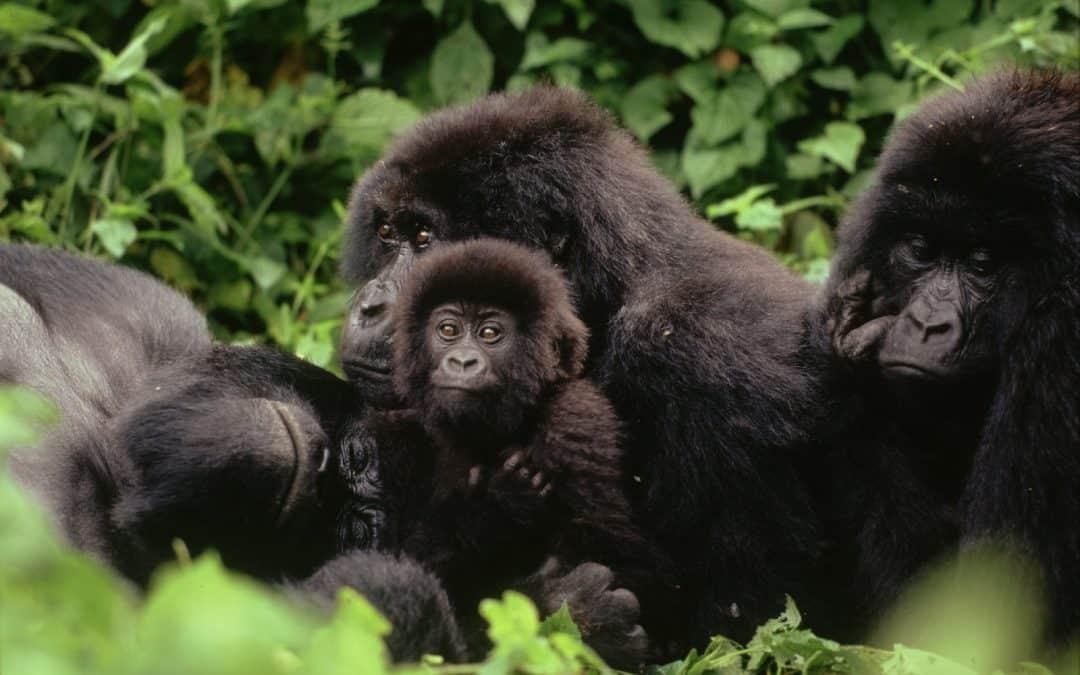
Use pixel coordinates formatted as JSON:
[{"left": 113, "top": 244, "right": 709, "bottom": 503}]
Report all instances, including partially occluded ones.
[
  {"left": 880, "top": 360, "right": 946, "bottom": 380},
  {"left": 344, "top": 358, "right": 392, "bottom": 379}
]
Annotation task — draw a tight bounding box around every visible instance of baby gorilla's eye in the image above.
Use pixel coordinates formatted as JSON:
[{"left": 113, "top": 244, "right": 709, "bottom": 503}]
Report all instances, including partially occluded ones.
[
  {"left": 414, "top": 229, "right": 431, "bottom": 247},
  {"left": 437, "top": 321, "right": 460, "bottom": 339},
  {"left": 376, "top": 223, "right": 394, "bottom": 240},
  {"left": 478, "top": 325, "right": 502, "bottom": 342}
]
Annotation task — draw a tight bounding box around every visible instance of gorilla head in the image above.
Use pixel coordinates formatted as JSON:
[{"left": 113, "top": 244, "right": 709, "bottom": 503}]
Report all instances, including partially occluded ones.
[
  {"left": 392, "top": 239, "right": 586, "bottom": 449},
  {"left": 338, "top": 87, "right": 675, "bottom": 405},
  {"left": 828, "top": 69, "right": 1080, "bottom": 396}
]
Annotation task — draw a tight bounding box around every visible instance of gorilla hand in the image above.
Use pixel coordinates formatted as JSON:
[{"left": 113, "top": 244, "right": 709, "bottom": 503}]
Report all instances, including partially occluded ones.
[
  {"left": 827, "top": 268, "right": 897, "bottom": 364},
  {"left": 110, "top": 393, "right": 335, "bottom": 582}
]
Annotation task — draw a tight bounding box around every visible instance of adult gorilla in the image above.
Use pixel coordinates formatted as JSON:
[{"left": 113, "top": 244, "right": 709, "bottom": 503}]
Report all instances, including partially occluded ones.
[
  {"left": 340, "top": 87, "right": 825, "bottom": 648},
  {"left": 818, "top": 70, "right": 1080, "bottom": 639},
  {"left": 0, "top": 243, "right": 465, "bottom": 660}
]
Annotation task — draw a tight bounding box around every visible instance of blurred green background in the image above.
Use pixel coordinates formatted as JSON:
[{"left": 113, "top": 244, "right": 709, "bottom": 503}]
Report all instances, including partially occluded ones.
[{"left": 1, "top": 0, "right": 1077, "bottom": 369}]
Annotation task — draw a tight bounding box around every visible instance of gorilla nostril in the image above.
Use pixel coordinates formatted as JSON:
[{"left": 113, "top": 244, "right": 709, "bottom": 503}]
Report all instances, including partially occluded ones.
[{"left": 359, "top": 300, "right": 386, "bottom": 318}]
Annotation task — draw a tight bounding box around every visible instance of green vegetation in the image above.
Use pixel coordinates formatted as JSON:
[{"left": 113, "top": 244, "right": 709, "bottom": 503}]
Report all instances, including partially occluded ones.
[
  {"left": 2, "top": 385, "right": 1070, "bottom": 674},
  {"left": 2, "top": 1, "right": 1079, "bottom": 672},
  {"left": 2, "top": 0, "right": 1076, "bottom": 365}
]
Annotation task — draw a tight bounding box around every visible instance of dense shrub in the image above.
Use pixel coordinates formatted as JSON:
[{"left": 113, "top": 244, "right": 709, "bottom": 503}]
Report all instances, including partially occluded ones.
[{"left": 1, "top": 0, "right": 1076, "bottom": 365}]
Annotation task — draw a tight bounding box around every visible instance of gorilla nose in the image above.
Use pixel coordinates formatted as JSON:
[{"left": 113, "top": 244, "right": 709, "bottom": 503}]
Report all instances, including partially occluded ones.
[
  {"left": 905, "top": 309, "right": 958, "bottom": 344},
  {"left": 445, "top": 351, "right": 482, "bottom": 374}
]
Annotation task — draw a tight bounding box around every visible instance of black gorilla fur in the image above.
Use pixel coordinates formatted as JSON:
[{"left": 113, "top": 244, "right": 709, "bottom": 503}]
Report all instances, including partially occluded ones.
[
  {"left": 366, "top": 240, "right": 663, "bottom": 665},
  {"left": 817, "top": 69, "right": 1080, "bottom": 640},
  {"left": 341, "top": 87, "right": 826, "bottom": 647},
  {"left": 0, "top": 243, "right": 466, "bottom": 660}
]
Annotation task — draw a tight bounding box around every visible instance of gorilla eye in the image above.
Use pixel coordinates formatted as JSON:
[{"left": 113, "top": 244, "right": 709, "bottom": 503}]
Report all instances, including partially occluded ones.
[
  {"left": 414, "top": 229, "right": 431, "bottom": 247},
  {"left": 478, "top": 325, "right": 502, "bottom": 342},
  {"left": 969, "top": 249, "right": 995, "bottom": 275},
  {"left": 909, "top": 236, "right": 933, "bottom": 262},
  {"left": 437, "top": 321, "right": 460, "bottom": 339},
  {"left": 376, "top": 223, "right": 394, "bottom": 241}
]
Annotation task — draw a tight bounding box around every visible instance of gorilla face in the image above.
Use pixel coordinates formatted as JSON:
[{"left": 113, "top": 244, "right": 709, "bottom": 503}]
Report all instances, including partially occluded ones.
[{"left": 876, "top": 233, "right": 1002, "bottom": 382}]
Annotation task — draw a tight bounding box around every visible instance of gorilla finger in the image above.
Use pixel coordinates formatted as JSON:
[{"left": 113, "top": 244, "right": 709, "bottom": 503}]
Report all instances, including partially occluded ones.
[
  {"left": 467, "top": 465, "right": 484, "bottom": 490},
  {"left": 503, "top": 451, "right": 524, "bottom": 471},
  {"left": 569, "top": 561, "right": 615, "bottom": 590},
  {"left": 604, "top": 588, "right": 641, "bottom": 620},
  {"left": 838, "top": 315, "right": 897, "bottom": 361},
  {"left": 539, "top": 483, "right": 553, "bottom": 498},
  {"left": 530, "top": 471, "right": 545, "bottom": 488}
]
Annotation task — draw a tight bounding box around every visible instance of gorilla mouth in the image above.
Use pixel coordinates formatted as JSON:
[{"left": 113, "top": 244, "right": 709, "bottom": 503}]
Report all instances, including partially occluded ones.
[
  {"left": 880, "top": 361, "right": 948, "bottom": 380},
  {"left": 344, "top": 358, "right": 393, "bottom": 381}
]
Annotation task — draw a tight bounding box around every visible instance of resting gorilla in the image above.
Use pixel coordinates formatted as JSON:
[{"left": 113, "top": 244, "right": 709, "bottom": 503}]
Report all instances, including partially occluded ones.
[
  {"left": 817, "top": 69, "right": 1080, "bottom": 639},
  {"left": 365, "top": 239, "right": 664, "bottom": 665},
  {"left": 341, "top": 87, "right": 826, "bottom": 648},
  {"left": 0, "top": 243, "right": 465, "bottom": 659}
]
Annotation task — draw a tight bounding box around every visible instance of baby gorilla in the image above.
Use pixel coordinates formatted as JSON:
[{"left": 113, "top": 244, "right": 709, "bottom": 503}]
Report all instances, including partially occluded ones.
[{"left": 367, "top": 239, "right": 656, "bottom": 666}]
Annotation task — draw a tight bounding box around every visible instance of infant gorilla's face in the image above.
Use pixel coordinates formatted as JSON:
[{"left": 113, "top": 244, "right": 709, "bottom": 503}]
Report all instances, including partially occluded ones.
[{"left": 427, "top": 301, "right": 518, "bottom": 397}]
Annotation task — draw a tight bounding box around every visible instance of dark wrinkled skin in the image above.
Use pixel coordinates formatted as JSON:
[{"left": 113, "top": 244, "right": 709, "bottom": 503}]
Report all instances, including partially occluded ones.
[{"left": 812, "top": 69, "right": 1080, "bottom": 645}]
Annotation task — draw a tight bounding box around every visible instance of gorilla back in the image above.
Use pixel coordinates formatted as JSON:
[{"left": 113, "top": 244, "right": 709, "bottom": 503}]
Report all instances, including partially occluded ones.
[{"left": 341, "top": 87, "right": 826, "bottom": 646}]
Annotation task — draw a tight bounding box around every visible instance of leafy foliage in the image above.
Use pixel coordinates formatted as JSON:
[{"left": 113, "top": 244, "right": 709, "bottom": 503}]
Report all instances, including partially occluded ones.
[{"left": 1, "top": 0, "right": 1075, "bottom": 361}]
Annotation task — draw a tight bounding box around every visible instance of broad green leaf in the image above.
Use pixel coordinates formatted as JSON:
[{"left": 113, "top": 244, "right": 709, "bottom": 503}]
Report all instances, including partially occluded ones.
[
  {"left": 301, "top": 589, "right": 390, "bottom": 675},
  {"left": 621, "top": 75, "right": 675, "bottom": 141},
  {"left": 786, "top": 153, "right": 825, "bottom": 179},
  {"left": 487, "top": 0, "right": 534, "bottom": 30},
  {"left": 306, "top": 0, "right": 379, "bottom": 33},
  {"left": 422, "top": 0, "right": 443, "bottom": 16},
  {"left": 777, "top": 8, "right": 833, "bottom": 30},
  {"left": 519, "top": 32, "right": 590, "bottom": 70},
  {"left": 749, "top": 44, "right": 802, "bottom": 87},
  {"left": 20, "top": 122, "right": 78, "bottom": 176},
  {"left": 735, "top": 198, "right": 783, "bottom": 232},
  {"left": 725, "top": 11, "right": 779, "bottom": 52},
  {"left": 90, "top": 217, "right": 137, "bottom": 258},
  {"left": 742, "top": 0, "right": 810, "bottom": 18},
  {"left": 673, "top": 61, "right": 718, "bottom": 104},
  {"left": 627, "top": 0, "right": 724, "bottom": 58},
  {"left": 810, "top": 14, "right": 864, "bottom": 64},
  {"left": 687, "top": 72, "right": 767, "bottom": 147},
  {"left": 0, "top": 387, "right": 56, "bottom": 449},
  {"left": 430, "top": 21, "right": 494, "bottom": 105},
  {"left": 538, "top": 603, "right": 581, "bottom": 640},
  {"left": 0, "top": 3, "right": 56, "bottom": 35},
  {"left": 706, "top": 184, "right": 776, "bottom": 218},
  {"left": 322, "top": 88, "right": 421, "bottom": 167},
  {"left": 683, "top": 146, "right": 741, "bottom": 198},
  {"left": 798, "top": 121, "right": 865, "bottom": 173},
  {"left": 101, "top": 17, "right": 166, "bottom": 84},
  {"left": 246, "top": 256, "right": 287, "bottom": 290},
  {"left": 811, "top": 66, "right": 856, "bottom": 91},
  {"left": 481, "top": 591, "right": 541, "bottom": 645},
  {"left": 847, "top": 73, "right": 914, "bottom": 120}
]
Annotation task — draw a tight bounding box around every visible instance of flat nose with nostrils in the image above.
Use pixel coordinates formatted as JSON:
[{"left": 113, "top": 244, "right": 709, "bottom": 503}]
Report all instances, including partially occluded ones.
[{"left": 443, "top": 349, "right": 484, "bottom": 375}]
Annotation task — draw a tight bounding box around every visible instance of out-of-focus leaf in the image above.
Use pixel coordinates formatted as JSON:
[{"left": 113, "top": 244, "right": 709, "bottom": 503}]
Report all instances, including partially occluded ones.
[
  {"left": 519, "top": 33, "right": 590, "bottom": 70},
  {"left": 321, "top": 88, "right": 421, "bottom": 168},
  {"left": 777, "top": 7, "right": 833, "bottom": 30},
  {"left": 627, "top": 0, "right": 724, "bottom": 58},
  {"left": 622, "top": 75, "right": 675, "bottom": 141},
  {"left": 90, "top": 217, "right": 138, "bottom": 258},
  {"left": 683, "top": 146, "right": 741, "bottom": 198},
  {"left": 429, "top": 20, "right": 494, "bottom": 105},
  {"left": 810, "top": 14, "right": 864, "bottom": 64},
  {"left": 300, "top": 588, "right": 391, "bottom": 675},
  {"left": 101, "top": 17, "right": 166, "bottom": 84},
  {"left": 749, "top": 44, "right": 802, "bottom": 86},
  {"left": 306, "top": 0, "right": 379, "bottom": 33},
  {"left": 798, "top": 121, "right": 865, "bottom": 172},
  {"left": 811, "top": 66, "right": 857, "bottom": 91},
  {"left": 487, "top": 0, "right": 534, "bottom": 31},
  {"left": 0, "top": 3, "right": 56, "bottom": 35}
]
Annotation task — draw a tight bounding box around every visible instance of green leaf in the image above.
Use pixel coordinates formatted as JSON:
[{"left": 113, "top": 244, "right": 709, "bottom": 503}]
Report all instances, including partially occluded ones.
[
  {"left": 811, "top": 66, "right": 856, "bottom": 91},
  {"left": 810, "top": 14, "right": 864, "bottom": 64},
  {"left": 90, "top": 217, "right": 138, "bottom": 258},
  {"left": 687, "top": 72, "right": 767, "bottom": 146},
  {"left": 481, "top": 591, "right": 541, "bottom": 645},
  {"left": 627, "top": 0, "right": 725, "bottom": 58},
  {"left": 0, "top": 387, "right": 57, "bottom": 449},
  {"left": 170, "top": 174, "right": 228, "bottom": 236},
  {"left": 683, "top": 146, "right": 741, "bottom": 198},
  {"left": 101, "top": 17, "right": 166, "bottom": 85},
  {"left": 301, "top": 589, "right": 391, "bottom": 675},
  {"left": 847, "top": 73, "right": 914, "bottom": 120},
  {"left": 742, "top": 0, "right": 808, "bottom": 18},
  {"left": 0, "top": 3, "right": 56, "bottom": 35},
  {"left": 430, "top": 20, "right": 494, "bottom": 105},
  {"left": 321, "top": 88, "right": 421, "bottom": 168},
  {"left": 786, "top": 153, "right": 825, "bottom": 179},
  {"left": 246, "top": 256, "right": 287, "bottom": 290},
  {"left": 706, "top": 184, "right": 776, "bottom": 218},
  {"left": 725, "top": 11, "right": 780, "bottom": 52},
  {"left": 673, "top": 61, "right": 718, "bottom": 104},
  {"left": 777, "top": 8, "right": 833, "bottom": 30},
  {"left": 20, "top": 122, "right": 78, "bottom": 176},
  {"left": 487, "top": 0, "right": 534, "bottom": 30},
  {"left": 798, "top": 121, "right": 865, "bottom": 173},
  {"left": 306, "top": 0, "right": 379, "bottom": 33},
  {"left": 749, "top": 44, "right": 802, "bottom": 87},
  {"left": 519, "top": 32, "right": 590, "bottom": 70},
  {"left": 538, "top": 603, "right": 581, "bottom": 640},
  {"left": 622, "top": 75, "right": 675, "bottom": 142},
  {"left": 735, "top": 198, "right": 783, "bottom": 232}
]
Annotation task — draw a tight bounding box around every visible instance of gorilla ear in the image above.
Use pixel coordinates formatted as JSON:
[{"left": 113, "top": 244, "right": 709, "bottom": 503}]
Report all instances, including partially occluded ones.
[{"left": 553, "top": 320, "right": 588, "bottom": 381}]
